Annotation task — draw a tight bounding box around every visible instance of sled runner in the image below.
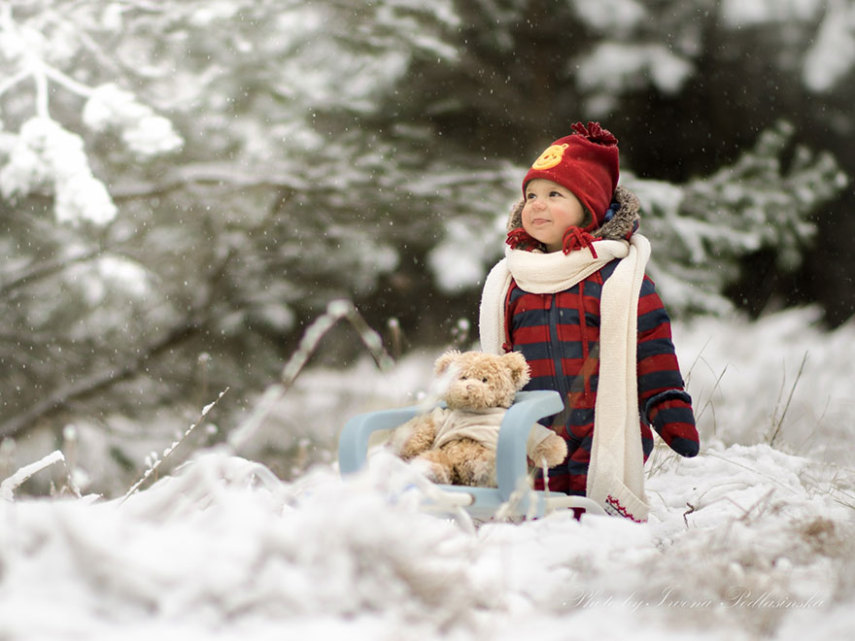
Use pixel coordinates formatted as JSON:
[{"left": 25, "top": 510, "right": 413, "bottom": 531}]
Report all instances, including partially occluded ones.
[{"left": 338, "top": 390, "right": 606, "bottom": 520}]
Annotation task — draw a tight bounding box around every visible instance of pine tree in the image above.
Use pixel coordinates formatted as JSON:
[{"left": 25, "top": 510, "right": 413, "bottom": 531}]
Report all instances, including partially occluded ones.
[{"left": 634, "top": 121, "right": 848, "bottom": 314}]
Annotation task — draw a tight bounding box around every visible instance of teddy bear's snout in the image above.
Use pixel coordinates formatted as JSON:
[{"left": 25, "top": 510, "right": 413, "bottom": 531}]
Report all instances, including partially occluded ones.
[
  {"left": 455, "top": 383, "right": 474, "bottom": 399},
  {"left": 450, "top": 379, "right": 490, "bottom": 405},
  {"left": 460, "top": 378, "right": 483, "bottom": 393}
]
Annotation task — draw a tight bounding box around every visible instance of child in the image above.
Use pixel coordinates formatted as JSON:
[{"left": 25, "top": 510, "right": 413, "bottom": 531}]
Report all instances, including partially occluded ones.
[{"left": 479, "top": 122, "right": 699, "bottom": 521}]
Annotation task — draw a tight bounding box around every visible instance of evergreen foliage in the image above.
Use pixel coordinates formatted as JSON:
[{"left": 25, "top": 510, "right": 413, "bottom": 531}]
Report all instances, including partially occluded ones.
[{"left": 638, "top": 121, "right": 848, "bottom": 314}]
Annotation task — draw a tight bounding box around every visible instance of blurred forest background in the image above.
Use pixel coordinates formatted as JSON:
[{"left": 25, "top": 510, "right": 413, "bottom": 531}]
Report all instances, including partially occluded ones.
[{"left": 0, "top": 0, "right": 852, "bottom": 493}]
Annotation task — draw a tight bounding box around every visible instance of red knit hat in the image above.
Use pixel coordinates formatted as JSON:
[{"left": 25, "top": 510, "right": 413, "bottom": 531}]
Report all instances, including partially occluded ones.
[{"left": 522, "top": 122, "right": 620, "bottom": 231}]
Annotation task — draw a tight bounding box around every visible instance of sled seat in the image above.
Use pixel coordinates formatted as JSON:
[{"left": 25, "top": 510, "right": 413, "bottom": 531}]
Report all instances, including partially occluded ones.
[{"left": 338, "top": 390, "right": 605, "bottom": 520}]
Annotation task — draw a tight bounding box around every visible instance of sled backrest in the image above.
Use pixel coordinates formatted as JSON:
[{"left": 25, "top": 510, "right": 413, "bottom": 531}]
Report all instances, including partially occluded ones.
[{"left": 338, "top": 390, "right": 564, "bottom": 506}]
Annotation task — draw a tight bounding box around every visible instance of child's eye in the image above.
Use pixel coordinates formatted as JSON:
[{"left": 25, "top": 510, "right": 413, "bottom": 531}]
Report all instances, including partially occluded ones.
[{"left": 550, "top": 191, "right": 563, "bottom": 198}]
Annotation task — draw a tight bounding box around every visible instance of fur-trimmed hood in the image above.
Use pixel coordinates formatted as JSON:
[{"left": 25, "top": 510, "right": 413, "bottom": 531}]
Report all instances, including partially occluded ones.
[{"left": 506, "top": 184, "right": 641, "bottom": 243}]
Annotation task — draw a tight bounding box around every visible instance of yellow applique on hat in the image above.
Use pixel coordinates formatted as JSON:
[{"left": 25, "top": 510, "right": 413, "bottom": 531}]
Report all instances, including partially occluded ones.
[{"left": 531, "top": 143, "right": 569, "bottom": 170}]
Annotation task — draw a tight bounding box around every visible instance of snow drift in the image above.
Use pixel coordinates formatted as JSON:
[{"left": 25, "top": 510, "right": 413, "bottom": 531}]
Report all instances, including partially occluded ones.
[{"left": 1, "top": 308, "right": 854, "bottom": 641}]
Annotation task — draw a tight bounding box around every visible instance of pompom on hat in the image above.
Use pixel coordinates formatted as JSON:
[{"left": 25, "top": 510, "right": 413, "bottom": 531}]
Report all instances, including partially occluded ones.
[{"left": 522, "top": 122, "right": 620, "bottom": 231}]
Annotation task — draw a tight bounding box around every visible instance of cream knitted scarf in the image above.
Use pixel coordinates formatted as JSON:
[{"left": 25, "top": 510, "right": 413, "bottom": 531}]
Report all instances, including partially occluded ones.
[{"left": 479, "top": 235, "right": 651, "bottom": 521}]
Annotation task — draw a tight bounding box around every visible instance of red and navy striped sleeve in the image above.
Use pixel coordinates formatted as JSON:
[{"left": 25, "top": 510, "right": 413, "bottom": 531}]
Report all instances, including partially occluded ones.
[{"left": 637, "top": 275, "right": 699, "bottom": 457}]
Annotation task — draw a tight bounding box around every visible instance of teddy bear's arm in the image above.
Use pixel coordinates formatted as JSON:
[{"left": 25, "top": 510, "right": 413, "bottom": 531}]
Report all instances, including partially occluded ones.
[
  {"left": 393, "top": 413, "right": 439, "bottom": 460},
  {"left": 526, "top": 424, "right": 568, "bottom": 468}
]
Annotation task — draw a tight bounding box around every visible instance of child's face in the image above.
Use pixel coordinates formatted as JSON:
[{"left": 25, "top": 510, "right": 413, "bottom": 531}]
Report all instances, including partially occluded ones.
[{"left": 521, "top": 179, "right": 586, "bottom": 252}]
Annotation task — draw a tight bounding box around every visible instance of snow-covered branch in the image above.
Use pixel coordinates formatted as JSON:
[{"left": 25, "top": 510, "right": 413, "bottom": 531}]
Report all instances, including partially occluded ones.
[
  {"left": 0, "top": 4, "right": 182, "bottom": 225},
  {"left": 0, "top": 449, "right": 65, "bottom": 501}
]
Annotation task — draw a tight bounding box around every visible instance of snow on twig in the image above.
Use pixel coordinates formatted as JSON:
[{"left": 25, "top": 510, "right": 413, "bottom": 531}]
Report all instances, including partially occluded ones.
[
  {"left": 121, "top": 387, "right": 229, "bottom": 503},
  {"left": 0, "top": 450, "right": 65, "bottom": 501}
]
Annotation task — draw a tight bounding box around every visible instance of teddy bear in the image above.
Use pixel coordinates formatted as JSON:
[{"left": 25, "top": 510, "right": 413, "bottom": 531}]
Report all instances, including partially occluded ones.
[{"left": 391, "top": 349, "right": 567, "bottom": 487}]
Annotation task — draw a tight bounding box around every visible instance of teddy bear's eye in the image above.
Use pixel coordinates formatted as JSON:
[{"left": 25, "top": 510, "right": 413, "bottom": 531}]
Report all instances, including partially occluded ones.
[{"left": 482, "top": 377, "right": 488, "bottom": 383}]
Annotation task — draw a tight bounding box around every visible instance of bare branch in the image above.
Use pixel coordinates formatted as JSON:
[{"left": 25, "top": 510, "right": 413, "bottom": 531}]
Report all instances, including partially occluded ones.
[
  {"left": 0, "top": 248, "right": 101, "bottom": 297},
  {"left": 0, "top": 317, "right": 202, "bottom": 440}
]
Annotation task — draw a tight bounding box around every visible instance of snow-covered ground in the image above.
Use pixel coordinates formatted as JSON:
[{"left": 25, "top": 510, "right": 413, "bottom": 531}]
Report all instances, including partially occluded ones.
[{"left": 1, "top": 307, "right": 854, "bottom": 640}]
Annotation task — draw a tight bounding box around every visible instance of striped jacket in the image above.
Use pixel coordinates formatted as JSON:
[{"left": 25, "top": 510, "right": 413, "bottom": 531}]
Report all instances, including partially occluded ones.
[{"left": 506, "top": 259, "right": 699, "bottom": 495}]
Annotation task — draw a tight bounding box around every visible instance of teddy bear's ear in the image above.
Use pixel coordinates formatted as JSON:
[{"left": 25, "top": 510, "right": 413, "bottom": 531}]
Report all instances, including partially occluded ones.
[
  {"left": 434, "top": 349, "right": 462, "bottom": 376},
  {"left": 501, "top": 351, "right": 531, "bottom": 389}
]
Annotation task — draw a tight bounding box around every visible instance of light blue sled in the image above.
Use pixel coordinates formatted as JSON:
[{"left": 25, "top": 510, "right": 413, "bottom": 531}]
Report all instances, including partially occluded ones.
[{"left": 338, "top": 390, "right": 605, "bottom": 520}]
